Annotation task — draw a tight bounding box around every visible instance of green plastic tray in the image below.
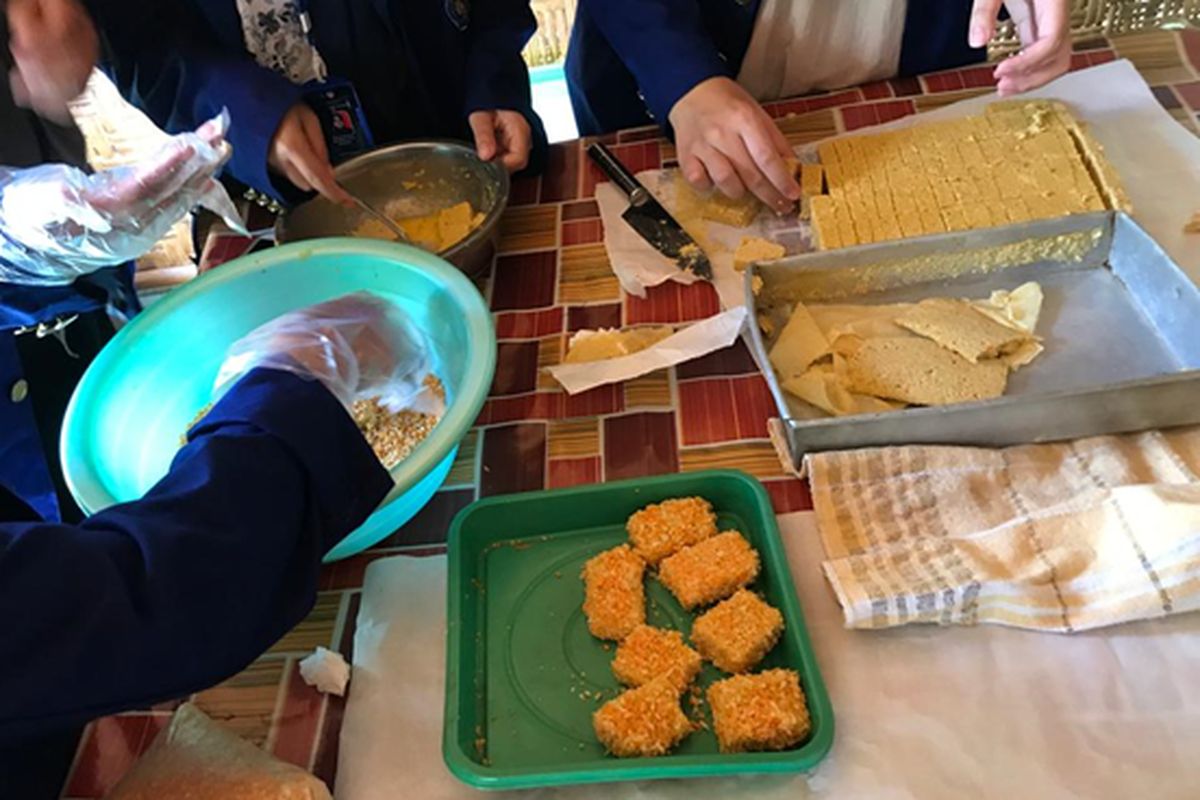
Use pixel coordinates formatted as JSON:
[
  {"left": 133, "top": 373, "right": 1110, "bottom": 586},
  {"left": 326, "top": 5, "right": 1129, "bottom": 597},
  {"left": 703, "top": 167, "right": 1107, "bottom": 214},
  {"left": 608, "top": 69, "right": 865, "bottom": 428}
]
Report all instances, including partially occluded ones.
[{"left": 443, "top": 469, "right": 834, "bottom": 789}]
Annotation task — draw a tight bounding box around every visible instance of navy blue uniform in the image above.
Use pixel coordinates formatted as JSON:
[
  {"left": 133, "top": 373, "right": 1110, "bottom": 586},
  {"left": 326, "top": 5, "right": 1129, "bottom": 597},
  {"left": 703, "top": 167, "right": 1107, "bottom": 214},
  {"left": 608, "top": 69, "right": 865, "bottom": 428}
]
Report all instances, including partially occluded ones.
[
  {"left": 90, "top": 0, "right": 547, "bottom": 204},
  {"left": 566, "top": 0, "right": 986, "bottom": 135},
  {"left": 0, "top": 368, "right": 392, "bottom": 742}
]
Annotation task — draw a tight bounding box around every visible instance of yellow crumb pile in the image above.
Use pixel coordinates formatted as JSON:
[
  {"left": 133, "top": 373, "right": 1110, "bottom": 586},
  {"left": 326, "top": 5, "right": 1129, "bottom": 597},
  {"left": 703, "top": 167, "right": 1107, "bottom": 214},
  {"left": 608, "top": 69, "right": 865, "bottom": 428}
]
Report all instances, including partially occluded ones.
[
  {"left": 352, "top": 200, "right": 485, "bottom": 252},
  {"left": 810, "top": 100, "right": 1131, "bottom": 249},
  {"left": 707, "top": 669, "right": 811, "bottom": 753},
  {"left": 657, "top": 531, "right": 760, "bottom": 610},
  {"left": 593, "top": 675, "right": 694, "bottom": 757},
  {"left": 625, "top": 496, "right": 718, "bottom": 565},
  {"left": 581, "top": 544, "right": 646, "bottom": 640},
  {"left": 611, "top": 625, "right": 702, "bottom": 690},
  {"left": 691, "top": 589, "right": 784, "bottom": 674},
  {"left": 350, "top": 375, "right": 444, "bottom": 469},
  {"left": 563, "top": 327, "right": 675, "bottom": 364}
]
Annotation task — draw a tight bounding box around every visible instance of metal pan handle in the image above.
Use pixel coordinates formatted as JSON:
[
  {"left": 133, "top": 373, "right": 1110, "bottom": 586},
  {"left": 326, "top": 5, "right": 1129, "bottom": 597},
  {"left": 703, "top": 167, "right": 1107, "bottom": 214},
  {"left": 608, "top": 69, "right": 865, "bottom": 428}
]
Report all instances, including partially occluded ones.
[{"left": 586, "top": 143, "right": 642, "bottom": 198}]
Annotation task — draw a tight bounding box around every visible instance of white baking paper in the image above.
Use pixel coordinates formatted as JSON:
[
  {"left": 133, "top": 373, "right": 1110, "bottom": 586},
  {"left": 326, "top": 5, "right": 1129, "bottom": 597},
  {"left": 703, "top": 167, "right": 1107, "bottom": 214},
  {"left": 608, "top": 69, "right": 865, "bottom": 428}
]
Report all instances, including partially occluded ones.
[
  {"left": 546, "top": 306, "right": 748, "bottom": 395},
  {"left": 598, "top": 60, "right": 1200, "bottom": 306},
  {"left": 335, "top": 514, "right": 1200, "bottom": 800}
]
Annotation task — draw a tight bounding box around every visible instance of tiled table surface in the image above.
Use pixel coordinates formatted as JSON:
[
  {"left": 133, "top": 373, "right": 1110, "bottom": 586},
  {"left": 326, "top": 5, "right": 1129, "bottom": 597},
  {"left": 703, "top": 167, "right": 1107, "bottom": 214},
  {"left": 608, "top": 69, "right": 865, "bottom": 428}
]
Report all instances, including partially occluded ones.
[{"left": 60, "top": 31, "right": 1200, "bottom": 799}]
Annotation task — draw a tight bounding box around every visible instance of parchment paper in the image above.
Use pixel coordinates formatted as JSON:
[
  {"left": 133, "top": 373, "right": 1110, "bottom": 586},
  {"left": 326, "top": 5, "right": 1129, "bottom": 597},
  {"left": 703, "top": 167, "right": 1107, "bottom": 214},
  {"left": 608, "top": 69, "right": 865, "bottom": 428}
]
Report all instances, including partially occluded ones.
[
  {"left": 546, "top": 307, "right": 747, "bottom": 394},
  {"left": 335, "top": 513, "right": 1200, "bottom": 800},
  {"left": 596, "top": 59, "right": 1200, "bottom": 305}
]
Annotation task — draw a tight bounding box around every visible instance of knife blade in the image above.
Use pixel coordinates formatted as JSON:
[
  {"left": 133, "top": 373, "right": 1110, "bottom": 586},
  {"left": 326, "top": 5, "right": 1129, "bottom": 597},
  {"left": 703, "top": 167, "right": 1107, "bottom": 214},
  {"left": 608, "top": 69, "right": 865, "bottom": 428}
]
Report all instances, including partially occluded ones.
[{"left": 586, "top": 143, "right": 713, "bottom": 279}]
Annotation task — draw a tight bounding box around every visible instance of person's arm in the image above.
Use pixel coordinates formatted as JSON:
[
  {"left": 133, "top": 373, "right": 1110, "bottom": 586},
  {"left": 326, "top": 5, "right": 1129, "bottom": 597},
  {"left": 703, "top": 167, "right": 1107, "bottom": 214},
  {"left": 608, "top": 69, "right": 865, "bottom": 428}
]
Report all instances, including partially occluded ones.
[
  {"left": 0, "top": 368, "right": 392, "bottom": 741},
  {"left": 85, "top": 0, "right": 347, "bottom": 204},
  {"left": 579, "top": 0, "right": 728, "bottom": 128},
  {"left": 461, "top": 0, "right": 544, "bottom": 173}
]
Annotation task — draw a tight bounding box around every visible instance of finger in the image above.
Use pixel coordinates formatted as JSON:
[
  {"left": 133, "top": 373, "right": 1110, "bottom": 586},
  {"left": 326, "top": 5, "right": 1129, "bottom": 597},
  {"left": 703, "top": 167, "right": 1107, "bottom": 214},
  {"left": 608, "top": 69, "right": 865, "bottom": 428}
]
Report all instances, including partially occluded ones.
[
  {"left": 284, "top": 133, "right": 352, "bottom": 206},
  {"left": 742, "top": 122, "right": 800, "bottom": 205},
  {"left": 497, "top": 114, "right": 531, "bottom": 172},
  {"left": 282, "top": 161, "right": 314, "bottom": 193},
  {"left": 695, "top": 146, "right": 746, "bottom": 201},
  {"left": 468, "top": 112, "right": 498, "bottom": 161},
  {"left": 723, "top": 135, "right": 788, "bottom": 208},
  {"left": 299, "top": 105, "right": 333, "bottom": 167},
  {"left": 968, "top": 0, "right": 1004, "bottom": 48},
  {"left": 680, "top": 153, "right": 714, "bottom": 193}
]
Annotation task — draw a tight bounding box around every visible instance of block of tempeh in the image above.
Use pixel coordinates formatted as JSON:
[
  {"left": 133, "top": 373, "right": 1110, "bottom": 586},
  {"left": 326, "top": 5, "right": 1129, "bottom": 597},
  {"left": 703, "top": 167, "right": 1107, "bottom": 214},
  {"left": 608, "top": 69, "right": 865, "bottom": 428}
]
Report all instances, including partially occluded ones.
[
  {"left": 809, "top": 100, "right": 1130, "bottom": 250},
  {"left": 657, "top": 531, "right": 760, "bottom": 609},
  {"left": 593, "top": 675, "right": 695, "bottom": 757},
  {"left": 625, "top": 496, "right": 718, "bottom": 565},
  {"left": 707, "top": 669, "right": 811, "bottom": 753},
  {"left": 581, "top": 544, "right": 646, "bottom": 640},
  {"left": 611, "top": 625, "right": 702, "bottom": 689},
  {"left": 690, "top": 589, "right": 784, "bottom": 674}
]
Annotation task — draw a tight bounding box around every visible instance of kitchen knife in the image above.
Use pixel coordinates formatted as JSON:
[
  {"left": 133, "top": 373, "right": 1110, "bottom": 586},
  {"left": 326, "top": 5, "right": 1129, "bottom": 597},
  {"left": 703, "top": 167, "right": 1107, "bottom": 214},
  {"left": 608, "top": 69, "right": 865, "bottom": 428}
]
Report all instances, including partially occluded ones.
[{"left": 586, "top": 143, "right": 713, "bottom": 279}]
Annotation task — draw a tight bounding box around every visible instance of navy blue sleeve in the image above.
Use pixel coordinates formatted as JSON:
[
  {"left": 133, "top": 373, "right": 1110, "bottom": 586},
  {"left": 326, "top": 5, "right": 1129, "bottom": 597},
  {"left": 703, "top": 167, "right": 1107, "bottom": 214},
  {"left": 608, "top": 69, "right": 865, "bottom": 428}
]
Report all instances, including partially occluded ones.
[
  {"left": 578, "top": 0, "right": 729, "bottom": 126},
  {"left": 0, "top": 368, "right": 392, "bottom": 742},
  {"left": 462, "top": 0, "right": 537, "bottom": 117},
  {"left": 87, "top": 0, "right": 305, "bottom": 201}
]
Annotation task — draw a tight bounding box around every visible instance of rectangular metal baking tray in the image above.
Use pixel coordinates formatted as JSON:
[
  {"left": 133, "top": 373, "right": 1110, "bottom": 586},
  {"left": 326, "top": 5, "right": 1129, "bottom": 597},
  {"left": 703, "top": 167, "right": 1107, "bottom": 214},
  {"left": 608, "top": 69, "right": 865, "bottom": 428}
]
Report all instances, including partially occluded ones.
[{"left": 746, "top": 212, "right": 1200, "bottom": 467}]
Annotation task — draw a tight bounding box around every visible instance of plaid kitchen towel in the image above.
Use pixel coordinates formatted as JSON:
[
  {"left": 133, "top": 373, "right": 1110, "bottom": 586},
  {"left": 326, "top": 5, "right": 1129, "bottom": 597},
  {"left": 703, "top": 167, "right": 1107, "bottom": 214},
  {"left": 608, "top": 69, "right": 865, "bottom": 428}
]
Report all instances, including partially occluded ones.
[{"left": 807, "top": 427, "right": 1200, "bottom": 632}]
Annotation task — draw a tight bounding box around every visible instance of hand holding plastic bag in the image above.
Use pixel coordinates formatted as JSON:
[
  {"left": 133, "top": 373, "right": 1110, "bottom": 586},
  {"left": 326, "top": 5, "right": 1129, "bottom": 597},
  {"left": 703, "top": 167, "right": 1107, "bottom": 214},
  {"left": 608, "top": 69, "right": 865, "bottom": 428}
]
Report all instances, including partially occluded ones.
[
  {"left": 0, "top": 112, "right": 246, "bottom": 286},
  {"left": 215, "top": 292, "right": 434, "bottom": 413}
]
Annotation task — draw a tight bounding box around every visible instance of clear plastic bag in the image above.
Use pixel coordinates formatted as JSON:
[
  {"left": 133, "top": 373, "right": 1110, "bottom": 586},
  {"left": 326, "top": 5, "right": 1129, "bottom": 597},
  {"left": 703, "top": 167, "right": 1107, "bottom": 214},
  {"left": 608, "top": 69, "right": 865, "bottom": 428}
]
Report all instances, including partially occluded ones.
[
  {"left": 214, "top": 291, "right": 435, "bottom": 413},
  {"left": 0, "top": 111, "right": 246, "bottom": 286}
]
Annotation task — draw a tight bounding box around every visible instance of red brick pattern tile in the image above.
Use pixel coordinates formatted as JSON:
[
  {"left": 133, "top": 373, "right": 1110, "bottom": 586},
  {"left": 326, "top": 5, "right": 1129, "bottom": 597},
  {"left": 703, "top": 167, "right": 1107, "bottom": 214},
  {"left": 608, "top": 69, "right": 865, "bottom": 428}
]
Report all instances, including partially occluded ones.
[
  {"left": 323, "top": 550, "right": 395, "bottom": 591},
  {"left": 924, "top": 69, "right": 966, "bottom": 92},
  {"left": 675, "top": 339, "right": 759, "bottom": 379},
  {"left": 677, "top": 375, "right": 775, "bottom": 446},
  {"left": 540, "top": 141, "right": 580, "bottom": 202},
  {"left": 311, "top": 694, "right": 346, "bottom": 788},
  {"left": 764, "top": 478, "right": 814, "bottom": 513},
  {"left": 272, "top": 662, "right": 324, "bottom": 769},
  {"left": 378, "top": 488, "right": 475, "bottom": 548},
  {"left": 841, "top": 100, "right": 915, "bottom": 131},
  {"left": 625, "top": 280, "right": 720, "bottom": 324},
  {"left": 491, "top": 341, "right": 541, "bottom": 396},
  {"left": 889, "top": 76, "right": 923, "bottom": 97},
  {"left": 1089, "top": 50, "right": 1116, "bottom": 66},
  {"left": 494, "top": 306, "right": 564, "bottom": 340},
  {"left": 549, "top": 456, "right": 602, "bottom": 488},
  {"left": 860, "top": 80, "right": 893, "bottom": 100},
  {"left": 617, "top": 126, "right": 663, "bottom": 143},
  {"left": 567, "top": 302, "right": 623, "bottom": 331},
  {"left": 562, "top": 218, "right": 604, "bottom": 246},
  {"left": 582, "top": 141, "right": 661, "bottom": 198},
  {"left": 490, "top": 251, "right": 557, "bottom": 310},
  {"left": 564, "top": 384, "right": 624, "bottom": 419},
  {"left": 509, "top": 175, "right": 541, "bottom": 206},
  {"left": 65, "top": 715, "right": 155, "bottom": 798},
  {"left": 479, "top": 392, "right": 564, "bottom": 425},
  {"left": 1184, "top": 29, "right": 1200, "bottom": 72},
  {"left": 481, "top": 423, "right": 547, "bottom": 496},
  {"left": 603, "top": 412, "right": 679, "bottom": 481},
  {"left": 1175, "top": 80, "right": 1200, "bottom": 110},
  {"left": 561, "top": 199, "right": 601, "bottom": 221}
]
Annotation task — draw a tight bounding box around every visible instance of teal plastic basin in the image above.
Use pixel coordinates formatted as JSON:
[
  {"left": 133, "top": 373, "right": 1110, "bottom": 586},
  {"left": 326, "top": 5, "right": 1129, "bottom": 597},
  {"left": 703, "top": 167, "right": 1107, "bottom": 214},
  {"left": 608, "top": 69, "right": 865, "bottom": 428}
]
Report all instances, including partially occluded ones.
[{"left": 60, "top": 238, "right": 496, "bottom": 562}]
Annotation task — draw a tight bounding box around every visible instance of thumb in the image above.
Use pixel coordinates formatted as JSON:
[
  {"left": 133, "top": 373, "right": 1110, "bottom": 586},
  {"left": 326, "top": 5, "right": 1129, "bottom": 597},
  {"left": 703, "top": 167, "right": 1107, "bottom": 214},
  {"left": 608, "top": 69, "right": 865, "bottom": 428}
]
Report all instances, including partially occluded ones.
[
  {"left": 969, "top": 0, "right": 1004, "bottom": 48},
  {"left": 469, "top": 112, "right": 498, "bottom": 161}
]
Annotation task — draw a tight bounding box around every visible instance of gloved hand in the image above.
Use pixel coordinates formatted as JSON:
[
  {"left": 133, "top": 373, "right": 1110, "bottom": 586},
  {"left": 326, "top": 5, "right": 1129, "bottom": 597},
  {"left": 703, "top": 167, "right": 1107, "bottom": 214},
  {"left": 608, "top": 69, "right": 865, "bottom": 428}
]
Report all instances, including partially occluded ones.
[
  {"left": 0, "top": 113, "right": 245, "bottom": 286},
  {"left": 214, "top": 291, "right": 434, "bottom": 413}
]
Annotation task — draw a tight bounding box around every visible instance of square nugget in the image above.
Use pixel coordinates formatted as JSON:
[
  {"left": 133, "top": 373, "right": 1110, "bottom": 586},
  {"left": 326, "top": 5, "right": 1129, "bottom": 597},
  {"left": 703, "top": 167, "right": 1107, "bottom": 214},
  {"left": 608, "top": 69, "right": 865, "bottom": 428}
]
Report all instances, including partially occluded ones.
[
  {"left": 581, "top": 544, "right": 645, "bottom": 640},
  {"left": 707, "top": 669, "right": 811, "bottom": 753},
  {"left": 625, "top": 497, "right": 717, "bottom": 565},
  {"left": 611, "top": 625, "right": 702, "bottom": 690},
  {"left": 657, "top": 531, "right": 760, "bottom": 610},
  {"left": 691, "top": 589, "right": 784, "bottom": 673},
  {"left": 593, "top": 675, "right": 694, "bottom": 757}
]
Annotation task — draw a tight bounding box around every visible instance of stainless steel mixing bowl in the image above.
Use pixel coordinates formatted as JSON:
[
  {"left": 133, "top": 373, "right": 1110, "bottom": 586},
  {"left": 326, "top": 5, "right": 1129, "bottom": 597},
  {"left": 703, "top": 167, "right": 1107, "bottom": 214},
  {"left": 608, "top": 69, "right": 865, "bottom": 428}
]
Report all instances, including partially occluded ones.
[{"left": 275, "top": 140, "right": 510, "bottom": 277}]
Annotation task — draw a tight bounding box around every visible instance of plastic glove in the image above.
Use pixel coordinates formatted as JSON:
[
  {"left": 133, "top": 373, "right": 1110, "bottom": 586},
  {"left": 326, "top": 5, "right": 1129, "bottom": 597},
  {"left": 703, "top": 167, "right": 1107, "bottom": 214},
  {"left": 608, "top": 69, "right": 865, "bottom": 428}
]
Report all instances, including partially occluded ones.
[
  {"left": 0, "top": 112, "right": 245, "bottom": 286},
  {"left": 214, "top": 292, "right": 433, "bottom": 413}
]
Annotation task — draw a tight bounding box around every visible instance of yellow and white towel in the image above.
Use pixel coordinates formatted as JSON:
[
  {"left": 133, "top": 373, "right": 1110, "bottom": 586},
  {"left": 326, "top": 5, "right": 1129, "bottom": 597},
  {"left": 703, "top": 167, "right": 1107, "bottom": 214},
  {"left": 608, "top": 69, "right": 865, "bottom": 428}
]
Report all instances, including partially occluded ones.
[{"left": 808, "top": 428, "right": 1200, "bottom": 632}]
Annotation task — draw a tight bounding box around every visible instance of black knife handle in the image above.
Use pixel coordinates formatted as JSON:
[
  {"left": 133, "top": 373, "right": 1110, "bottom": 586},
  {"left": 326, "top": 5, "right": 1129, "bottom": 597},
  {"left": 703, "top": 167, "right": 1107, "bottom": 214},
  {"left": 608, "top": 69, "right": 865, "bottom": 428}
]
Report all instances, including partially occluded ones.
[{"left": 586, "top": 143, "right": 642, "bottom": 198}]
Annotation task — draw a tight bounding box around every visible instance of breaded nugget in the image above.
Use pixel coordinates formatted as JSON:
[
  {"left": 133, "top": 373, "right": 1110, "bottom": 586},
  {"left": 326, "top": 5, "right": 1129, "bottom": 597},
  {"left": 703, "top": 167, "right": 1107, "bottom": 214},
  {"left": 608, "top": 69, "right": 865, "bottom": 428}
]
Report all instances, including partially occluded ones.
[
  {"left": 581, "top": 544, "right": 645, "bottom": 640},
  {"left": 625, "top": 497, "right": 718, "bottom": 565},
  {"left": 691, "top": 589, "right": 784, "bottom": 673},
  {"left": 593, "top": 675, "right": 694, "bottom": 757},
  {"left": 707, "top": 669, "right": 811, "bottom": 753},
  {"left": 611, "top": 625, "right": 702, "bottom": 690},
  {"left": 657, "top": 531, "right": 759, "bottom": 609}
]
